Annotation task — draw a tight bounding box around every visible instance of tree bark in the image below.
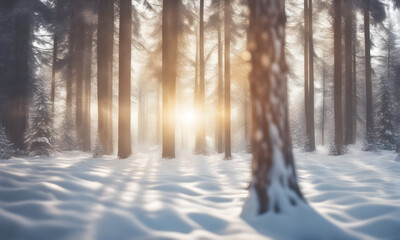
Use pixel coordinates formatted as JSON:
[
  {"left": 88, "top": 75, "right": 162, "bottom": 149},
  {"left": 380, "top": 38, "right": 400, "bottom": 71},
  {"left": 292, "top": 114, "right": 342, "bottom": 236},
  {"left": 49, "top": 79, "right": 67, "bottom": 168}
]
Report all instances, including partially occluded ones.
[
  {"left": 5, "top": 0, "right": 32, "bottom": 150},
  {"left": 216, "top": 0, "right": 224, "bottom": 154},
  {"left": 364, "top": 1, "right": 374, "bottom": 149},
  {"left": 196, "top": 0, "right": 206, "bottom": 154},
  {"left": 243, "top": 0, "right": 304, "bottom": 216},
  {"left": 333, "top": 0, "right": 343, "bottom": 155},
  {"left": 162, "top": 0, "right": 178, "bottom": 158},
  {"left": 344, "top": 0, "right": 354, "bottom": 145},
  {"left": 224, "top": 0, "right": 231, "bottom": 159},
  {"left": 118, "top": 0, "right": 132, "bottom": 158},
  {"left": 97, "top": 0, "right": 114, "bottom": 154},
  {"left": 307, "top": 0, "right": 315, "bottom": 151}
]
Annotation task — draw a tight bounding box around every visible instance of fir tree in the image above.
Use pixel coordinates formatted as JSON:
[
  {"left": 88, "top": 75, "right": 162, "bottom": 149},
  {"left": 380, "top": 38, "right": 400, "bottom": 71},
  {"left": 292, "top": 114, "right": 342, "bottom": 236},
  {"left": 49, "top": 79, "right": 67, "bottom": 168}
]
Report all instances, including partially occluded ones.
[
  {"left": 0, "top": 123, "right": 15, "bottom": 159},
  {"left": 25, "top": 81, "right": 54, "bottom": 156},
  {"left": 377, "top": 78, "right": 396, "bottom": 150}
]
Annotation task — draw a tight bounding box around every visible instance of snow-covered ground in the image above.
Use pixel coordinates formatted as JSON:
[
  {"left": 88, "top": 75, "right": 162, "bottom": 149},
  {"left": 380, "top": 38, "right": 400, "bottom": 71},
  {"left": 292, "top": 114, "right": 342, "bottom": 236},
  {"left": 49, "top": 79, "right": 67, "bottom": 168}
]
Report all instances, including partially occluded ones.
[{"left": 0, "top": 147, "right": 399, "bottom": 240}]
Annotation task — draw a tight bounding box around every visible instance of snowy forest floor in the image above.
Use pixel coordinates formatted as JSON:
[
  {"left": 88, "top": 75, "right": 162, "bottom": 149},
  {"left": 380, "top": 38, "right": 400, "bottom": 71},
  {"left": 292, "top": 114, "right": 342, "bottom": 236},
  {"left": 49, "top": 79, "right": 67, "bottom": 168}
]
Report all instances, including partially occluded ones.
[{"left": 0, "top": 147, "right": 399, "bottom": 240}]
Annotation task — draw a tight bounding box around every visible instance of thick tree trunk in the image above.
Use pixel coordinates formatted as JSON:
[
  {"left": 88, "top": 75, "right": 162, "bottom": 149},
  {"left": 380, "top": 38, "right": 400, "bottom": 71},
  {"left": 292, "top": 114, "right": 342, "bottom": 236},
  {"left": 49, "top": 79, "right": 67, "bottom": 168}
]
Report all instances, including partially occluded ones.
[
  {"left": 364, "top": 2, "right": 374, "bottom": 149},
  {"left": 224, "top": 0, "right": 231, "bottom": 159},
  {"left": 196, "top": 0, "right": 206, "bottom": 154},
  {"left": 97, "top": 0, "right": 114, "bottom": 154},
  {"left": 243, "top": 0, "right": 304, "bottom": 216},
  {"left": 333, "top": 0, "right": 343, "bottom": 155},
  {"left": 216, "top": 0, "right": 224, "bottom": 154},
  {"left": 307, "top": 0, "right": 315, "bottom": 151},
  {"left": 5, "top": 1, "right": 32, "bottom": 150},
  {"left": 118, "top": 0, "right": 132, "bottom": 158},
  {"left": 162, "top": 0, "right": 178, "bottom": 158},
  {"left": 344, "top": 0, "right": 354, "bottom": 145}
]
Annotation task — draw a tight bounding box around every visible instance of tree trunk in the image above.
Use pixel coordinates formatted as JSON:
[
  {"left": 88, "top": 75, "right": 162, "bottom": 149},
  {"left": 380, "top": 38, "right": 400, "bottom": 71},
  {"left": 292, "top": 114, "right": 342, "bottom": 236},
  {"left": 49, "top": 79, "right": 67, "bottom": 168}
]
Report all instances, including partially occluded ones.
[
  {"left": 307, "top": 0, "right": 315, "bottom": 151},
  {"left": 224, "top": 0, "right": 231, "bottom": 159},
  {"left": 118, "top": 0, "right": 132, "bottom": 158},
  {"left": 75, "top": 1, "right": 84, "bottom": 148},
  {"left": 51, "top": 22, "right": 58, "bottom": 113},
  {"left": 82, "top": 1, "right": 94, "bottom": 152},
  {"left": 352, "top": 21, "right": 357, "bottom": 143},
  {"left": 196, "top": 0, "right": 206, "bottom": 154},
  {"left": 243, "top": 0, "right": 304, "bottom": 216},
  {"left": 344, "top": 0, "right": 354, "bottom": 145},
  {"left": 162, "top": 0, "right": 178, "bottom": 158},
  {"left": 216, "top": 0, "right": 224, "bottom": 154},
  {"left": 97, "top": 0, "right": 114, "bottom": 154},
  {"left": 333, "top": 0, "right": 343, "bottom": 155},
  {"left": 364, "top": 1, "right": 374, "bottom": 149},
  {"left": 5, "top": 0, "right": 32, "bottom": 150},
  {"left": 321, "top": 59, "right": 326, "bottom": 146},
  {"left": 303, "top": 0, "right": 309, "bottom": 149}
]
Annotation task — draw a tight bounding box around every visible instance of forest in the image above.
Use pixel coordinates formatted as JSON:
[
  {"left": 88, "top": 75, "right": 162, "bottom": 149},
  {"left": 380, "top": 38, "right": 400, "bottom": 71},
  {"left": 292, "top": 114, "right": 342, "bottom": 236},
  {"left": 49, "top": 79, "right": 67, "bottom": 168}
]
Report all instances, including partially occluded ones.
[{"left": 0, "top": 0, "right": 399, "bottom": 239}]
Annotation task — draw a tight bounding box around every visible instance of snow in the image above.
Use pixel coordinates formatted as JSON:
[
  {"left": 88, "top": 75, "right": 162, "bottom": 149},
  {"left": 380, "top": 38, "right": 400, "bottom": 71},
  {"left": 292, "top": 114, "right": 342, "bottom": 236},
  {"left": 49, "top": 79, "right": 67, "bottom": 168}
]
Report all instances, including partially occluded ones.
[{"left": 0, "top": 147, "right": 399, "bottom": 240}]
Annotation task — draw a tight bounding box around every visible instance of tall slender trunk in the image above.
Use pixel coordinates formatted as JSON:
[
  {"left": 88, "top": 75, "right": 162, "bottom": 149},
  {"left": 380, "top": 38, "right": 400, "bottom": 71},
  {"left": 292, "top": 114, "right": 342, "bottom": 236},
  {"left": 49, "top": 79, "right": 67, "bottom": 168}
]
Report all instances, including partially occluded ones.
[
  {"left": 196, "top": 0, "right": 206, "bottom": 154},
  {"left": 243, "top": 0, "right": 304, "bottom": 216},
  {"left": 224, "top": 0, "right": 231, "bottom": 159},
  {"left": 364, "top": 2, "right": 374, "bottom": 149},
  {"left": 344, "top": 0, "right": 354, "bottom": 145},
  {"left": 352, "top": 21, "right": 357, "bottom": 143},
  {"left": 162, "top": 0, "right": 178, "bottom": 158},
  {"left": 97, "top": 0, "right": 114, "bottom": 154},
  {"left": 307, "top": 0, "right": 315, "bottom": 150},
  {"left": 216, "top": 0, "right": 224, "bottom": 153},
  {"left": 304, "top": 0, "right": 309, "bottom": 148},
  {"left": 75, "top": 1, "right": 84, "bottom": 148},
  {"left": 82, "top": 21, "right": 93, "bottom": 152},
  {"left": 333, "top": 0, "right": 343, "bottom": 155},
  {"left": 322, "top": 59, "right": 326, "bottom": 146},
  {"left": 51, "top": 30, "right": 58, "bottom": 113},
  {"left": 118, "top": 0, "right": 132, "bottom": 158}
]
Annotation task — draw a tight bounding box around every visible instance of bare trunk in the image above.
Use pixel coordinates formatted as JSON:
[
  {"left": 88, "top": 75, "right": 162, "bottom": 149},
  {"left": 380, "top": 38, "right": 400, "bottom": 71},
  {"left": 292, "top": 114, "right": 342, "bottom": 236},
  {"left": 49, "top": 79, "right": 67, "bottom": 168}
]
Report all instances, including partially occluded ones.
[
  {"left": 97, "top": 0, "right": 114, "bottom": 154},
  {"left": 118, "top": 0, "right": 132, "bottom": 158},
  {"left": 364, "top": 2, "right": 374, "bottom": 149},
  {"left": 224, "top": 0, "right": 231, "bottom": 159},
  {"left": 333, "top": 0, "right": 343, "bottom": 155},
  {"left": 307, "top": 0, "right": 315, "bottom": 151},
  {"left": 344, "top": 0, "right": 354, "bottom": 145},
  {"left": 162, "top": 0, "right": 178, "bottom": 158},
  {"left": 216, "top": 0, "right": 224, "bottom": 153},
  {"left": 196, "top": 0, "right": 206, "bottom": 154}
]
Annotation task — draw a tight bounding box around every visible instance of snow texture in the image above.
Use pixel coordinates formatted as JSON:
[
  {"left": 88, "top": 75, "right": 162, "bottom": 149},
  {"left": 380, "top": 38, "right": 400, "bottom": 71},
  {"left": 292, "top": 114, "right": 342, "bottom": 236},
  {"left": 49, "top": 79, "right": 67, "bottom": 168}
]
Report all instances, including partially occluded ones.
[{"left": 0, "top": 147, "right": 399, "bottom": 239}]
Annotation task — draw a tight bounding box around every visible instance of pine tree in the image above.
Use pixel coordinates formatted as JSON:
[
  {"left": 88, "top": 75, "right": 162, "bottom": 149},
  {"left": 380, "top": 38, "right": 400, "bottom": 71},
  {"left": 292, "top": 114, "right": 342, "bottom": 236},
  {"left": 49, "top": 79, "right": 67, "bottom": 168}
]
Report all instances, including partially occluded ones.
[
  {"left": 0, "top": 123, "right": 15, "bottom": 159},
  {"left": 25, "top": 81, "right": 54, "bottom": 156},
  {"left": 59, "top": 107, "right": 76, "bottom": 151},
  {"left": 377, "top": 78, "right": 396, "bottom": 150}
]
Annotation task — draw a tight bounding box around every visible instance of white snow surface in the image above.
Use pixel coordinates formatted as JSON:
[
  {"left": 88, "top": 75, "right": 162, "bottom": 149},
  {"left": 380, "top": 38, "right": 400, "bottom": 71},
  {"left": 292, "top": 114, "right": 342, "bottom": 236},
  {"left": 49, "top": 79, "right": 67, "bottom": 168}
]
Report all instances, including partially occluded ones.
[{"left": 0, "top": 147, "right": 399, "bottom": 240}]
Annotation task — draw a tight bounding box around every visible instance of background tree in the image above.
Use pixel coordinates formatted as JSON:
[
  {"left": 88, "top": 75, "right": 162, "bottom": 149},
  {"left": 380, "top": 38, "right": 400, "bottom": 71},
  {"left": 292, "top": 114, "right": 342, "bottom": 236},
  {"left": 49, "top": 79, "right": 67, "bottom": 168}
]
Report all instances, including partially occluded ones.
[
  {"left": 224, "top": 0, "right": 232, "bottom": 159},
  {"left": 25, "top": 81, "right": 54, "bottom": 156},
  {"left": 118, "top": 0, "right": 132, "bottom": 159},
  {"left": 332, "top": 0, "right": 343, "bottom": 155},
  {"left": 162, "top": 0, "right": 179, "bottom": 158},
  {"left": 97, "top": 0, "right": 114, "bottom": 154}
]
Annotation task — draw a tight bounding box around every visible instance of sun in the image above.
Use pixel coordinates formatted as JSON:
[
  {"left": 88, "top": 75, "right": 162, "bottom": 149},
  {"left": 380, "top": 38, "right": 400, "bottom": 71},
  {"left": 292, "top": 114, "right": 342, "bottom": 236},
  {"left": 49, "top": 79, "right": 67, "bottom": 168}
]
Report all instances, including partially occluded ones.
[{"left": 179, "top": 109, "right": 195, "bottom": 126}]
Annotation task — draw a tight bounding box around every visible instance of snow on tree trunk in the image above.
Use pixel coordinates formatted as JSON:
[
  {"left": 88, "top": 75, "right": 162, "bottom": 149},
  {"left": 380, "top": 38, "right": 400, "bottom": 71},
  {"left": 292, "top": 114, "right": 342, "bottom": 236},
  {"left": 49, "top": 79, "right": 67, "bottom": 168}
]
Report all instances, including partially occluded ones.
[{"left": 242, "top": 0, "right": 304, "bottom": 217}]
